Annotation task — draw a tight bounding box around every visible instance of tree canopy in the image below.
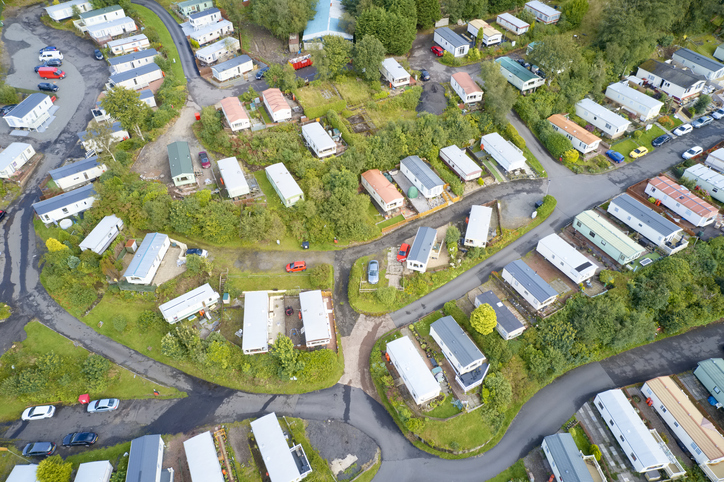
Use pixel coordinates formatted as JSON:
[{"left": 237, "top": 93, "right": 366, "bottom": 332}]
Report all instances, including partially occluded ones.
[
  {"left": 470, "top": 303, "right": 497, "bottom": 335},
  {"left": 252, "top": 0, "right": 317, "bottom": 39},
  {"left": 353, "top": 35, "right": 386, "bottom": 81},
  {"left": 479, "top": 60, "right": 518, "bottom": 126},
  {"left": 312, "top": 36, "right": 353, "bottom": 80}
]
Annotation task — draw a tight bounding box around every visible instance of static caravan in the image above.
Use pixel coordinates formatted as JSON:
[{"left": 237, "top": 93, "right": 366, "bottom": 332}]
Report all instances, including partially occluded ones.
[
  {"left": 399, "top": 155, "right": 444, "bottom": 198},
  {"left": 76, "top": 5, "right": 124, "bottom": 31},
  {"left": 450, "top": 71, "right": 483, "bottom": 104},
  {"left": 636, "top": 59, "right": 705, "bottom": 103},
  {"left": 49, "top": 156, "right": 107, "bottom": 191},
  {"left": 379, "top": 58, "right": 410, "bottom": 87},
  {"left": 87, "top": 16, "right": 137, "bottom": 41},
  {"left": 439, "top": 145, "right": 481, "bottom": 182},
  {"left": 108, "top": 63, "right": 163, "bottom": 90},
  {"left": 79, "top": 214, "right": 124, "bottom": 255},
  {"left": 218, "top": 157, "right": 249, "bottom": 198},
  {"left": 575, "top": 98, "right": 631, "bottom": 139},
  {"left": 108, "top": 49, "right": 159, "bottom": 74},
  {"left": 694, "top": 358, "right": 724, "bottom": 407},
  {"left": 502, "top": 259, "right": 558, "bottom": 311},
  {"left": 74, "top": 461, "right": 113, "bottom": 482},
  {"left": 262, "top": 88, "right": 291, "bottom": 123},
  {"left": 645, "top": 176, "right": 718, "bottom": 228},
  {"left": 524, "top": 1, "right": 560, "bottom": 24},
  {"left": 386, "top": 336, "right": 441, "bottom": 405},
  {"left": 212, "top": 55, "right": 253, "bottom": 82},
  {"left": 126, "top": 435, "right": 166, "bottom": 482},
  {"left": 430, "top": 315, "right": 489, "bottom": 392},
  {"left": 159, "top": 283, "right": 220, "bottom": 324},
  {"left": 4, "top": 93, "right": 53, "bottom": 131},
  {"left": 480, "top": 132, "right": 527, "bottom": 172},
  {"left": 496, "top": 13, "right": 529, "bottom": 35},
  {"left": 220, "top": 96, "right": 250, "bottom": 131},
  {"left": 605, "top": 81, "right": 663, "bottom": 121},
  {"left": 467, "top": 19, "right": 502, "bottom": 46},
  {"left": 167, "top": 141, "right": 196, "bottom": 188},
  {"left": 189, "top": 19, "right": 233, "bottom": 46},
  {"left": 250, "top": 413, "right": 312, "bottom": 482},
  {"left": 608, "top": 194, "right": 686, "bottom": 253},
  {"left": 176, "top": 0, "right": 214, "bottom": 16},
  {"left": 0, "top": 143, "right": 35, "bottom": 179},
  {"left": 406, "top": 226, "right": 437, "bottom": 273},
  {"left": 464, "top": 205, "right": 493, "bottom": 248},
  {"left": 107, "top": 34, "right": 150, "bottom": 55},
  {"left": 195, "top": 37, "right": 239, "bottom": 64},
  {"left": 706, "top": 148, "right": 724, "bottom": 173},
  {"left": 122, "top": 233, "right": 170, "bottom": 285},
  {"left": 302, "top": 122, "right": 336, "bottom": 158},
  {"left": 242, "top": 291, "right": 270, "bottom": 355},
  {"left": 496, "top": 56, "right": 544, "bottom": 93},
  {"left": 474, "top": 291, "right": 526, "bottom": 340},
  {"left": 360, "top": 169, "right": 404, "bottom": 213},
  {"left": 672, "top": 48, "right": 724, "bottom": 80},
  {"left": 433, "top": 27, "right": 469, "bottom": 57},
  {"left": 265, "top": 162, "right": 304, "bottom": 207},
  {"left": 32, "top": 183, "right": 97, "bottom": 225},
  {"left": 188, "top": 7, "right": 221, "bottom": 29},
  {"left": 536, "top": 233, "right": 597, "bottom": 284},
  {"left": 45, "top": 0, "right": 92, "bottom": 21},
  {"left": 299, "top": 290, "right": 332, "bottom": 348},
  {"left": 548, "top": 114, "right": 602, "bottom": 154},
  {"left": 78, "top": 122, "right": 129, "bottom": 155},
  {"left": 542, "top": 434, "right": 605, "bottom": 482},
  {"left": 183, "top": 432, "right": 224, "bottom": 482},
  {"left": 573, "top": 210, "right": 645, "bottom": 264},
  {"left": 683, "top": 164, "right": 724, "bottom": 204}
]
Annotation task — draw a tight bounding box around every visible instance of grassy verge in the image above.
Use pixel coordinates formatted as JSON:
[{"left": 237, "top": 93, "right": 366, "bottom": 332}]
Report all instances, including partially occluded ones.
[
  {"left": 285, "top": 417, "right": 338, "bottom": 480},
  {"left": 65, "top": 441, "right": 132, "bottom": 470},
  {"left": 483, "top": 159, "right": 505, "bottom": 182},
  {"left": 611, "top": 138, "right": 639, "bottom": 162},
  {"left": 377, "top": 214, "right": 405, "bottom": 230},
  {"left": 487, "top": 459, "right": 528, "bottom": 482},
  {"left": 0, "top": 321, "right": 183, "bottom": 422},
  {"left": 522, "top": 146, "right": 546, "bottom": 177},
  {"left": 564, "top": 154, "right": 612, "bottom": 174},
  {"left": 639, "top": 125, "right": 666, "bottom": 151},
  {"left": 134, "top": 5, "right": 185, "bottom": 79}
]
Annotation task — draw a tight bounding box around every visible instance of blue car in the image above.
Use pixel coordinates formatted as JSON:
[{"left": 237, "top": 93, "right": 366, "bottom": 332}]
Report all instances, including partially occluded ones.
[
  {"left": 606, "top": 150, "right": 625, "bottom": 163},
  {"left": 255, "top": 66, "right": 269, "bottom": 80},
  {"left": 368, "top": 260, "right": 379, "bottom": 285}
]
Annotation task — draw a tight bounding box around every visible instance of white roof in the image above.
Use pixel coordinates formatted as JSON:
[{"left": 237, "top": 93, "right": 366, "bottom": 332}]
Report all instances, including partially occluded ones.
[
  {"left": 79, "top": 215, "right": 123, "bottom": 253},
  {"left": 386, "top": 336, "right": 440, "bottom": 401},
  {"left": 576, "top": 98, "right": 630, "bottom": 129},
  {"left": 74, "top": 460, "right": 113, "bottom": 482},
  {"left": 708, "top": 148, "right": 724, "bottom": 163},
  {"left": 465, "top": 205, "right": 492, "bottom": 242},
  {"left": 183, "top": 432, "right": 224, "bottom": 482},
  {"left": 440, "top": 145, "right": 481, "bottom": 177},
  {"left": 537, "top": 233, "right": 597, "bottom": 272},
  {"left": 606, "top": 81, "right": 663, "bottom": 111},
  {"left": 381, "top": 57, "right": 410, "bottom": 80},
  {"left": 86, "top": 16, "right": 136, "bottom": 34},
  {"left": 684, "top": 163, "right": 724, "bottom": 191},
  {"left": 45, "top": 0, "right": 89, "bottom": 15},
  {"left": 299, "top": 290, "right": 331, "bottom": 343},
  {"left": 217, "top": 157, "right": 250, "bottom": 195},
  {"left": 190, "top": 19, "right": 232, "bottom": 40},
  {"left": 159, "top": 283, "right": 219, "bottom": 322},
  {"left": 106, "top": 34, "right": 147, "bottom": 48},
  {"left": 497, "top": 12, "right": 529, "bottom": 28},
  {"left": 6, "top": 465, "right": 38, "bottom": 482},
  {"left": 250, "top": 413, "right": 303, "bottom": 482},
  {"left": 526, "top": 0, "right": 558, "bottom": 16},
  {"left": 0, "top": 142, "right": 31, "bottom": 171},
  {"left": 301, "top": 122, "right": 336, "bottom": 152},
  {"left": 265, "top": 163, "right": 303, "bottom": 200},
  {"left": 242, "top": 291, "right": 269, "bottom": 353},
  {"left": 596, "top": 389, "right": 670, "bottom": 469},
  {"left": 480, "top": 132, "right": 526, "bottom": 171}
]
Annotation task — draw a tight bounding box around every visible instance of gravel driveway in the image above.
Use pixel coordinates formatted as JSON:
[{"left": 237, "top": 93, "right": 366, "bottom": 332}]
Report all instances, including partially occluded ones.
[{"left": 306, "top": 419, "right": 379, "bottom": 481}]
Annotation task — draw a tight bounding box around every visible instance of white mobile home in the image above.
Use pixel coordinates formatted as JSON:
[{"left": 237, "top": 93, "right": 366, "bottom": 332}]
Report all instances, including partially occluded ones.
[
  {"left": 139, "top": 89, "right": 156, "bottom": 108},
  {"left": 683, "top": 164, "right": 724, "bottom": 204},
  {"left": 536, "top": 233, "right": 597, "bottom": 284},
  {"left": 575, "top": 98, "right": 631, "bottom": 139},
  {"left": 594, "top": 389, "right": 671, "bottom": 473},
  {"left": 360, "top": 169, "right": 404, "bottom": 213},
  {"left": 122, "top": 232, "right": 170, "bottom": 285},
  {"left": 6, "top": 465, "right": 38, "bottom": 482},
  {"left": 433, "top": 27, "right": 469, "bottom": 57},
  {"left": 439, "top": 145, "right": 482, "bottom": 181},
  {"left": 467, "top": 19, "right": 502, "bottom": 46},
  {"left": 262, "top": 88, "right": 291, "bottom": 123},
  {"left": 78, "top": 122, "right": 129, "bottom": 155},
  {"left": 183, "top": 432, "right": 224, "bottom": 482},
  {"left": 406, "top": 226, "right": 437, "bottom": 273},
  {"left": 430, "top": 315, "right": 488, "bottom": 391},
  {"left": 74, "top": 461, "right": 113, "bottom": 482},
  {"left": 217, "top": 157, "right": 250, "bottom": 198},
  {"left": 496, "top": 13, "right": 529, "bottom": 35},
  {"left": 126, "top": 435, "right": 167, "bottom": 482},
  {"left": 108, "top": 63, "right": 163, "bottom": 90},
  {"left": 299, "top": 290, "right": 332, "bottom": 348},
  {"left": 524, "top": 1, "right": 560, "bottom": 24},
  {"left": 302, "top": 122, "right": 336, "bottom": 158},
  {"left": 177, "top": 0, "right": 214, "bottom": 16},
  {"left": 220, "top": 96, "right": 250, "bottom": 131},
  {"left": 45, "top": 0, "right": 92, "bottom": 21},
  {"left": 386, "top": 336, "right": 441, "bottom": 405},
  {"left": 76, "top": 5, "right": 124, "bottom": 31},
  {"left": 451, "top": 71, "right": 483, "bottom": 104},
  {"left": 399, "top": 155, "right": 444, "bottom": 198},
  {"left": 502, "top": 259, "right": 558, "bottom": 311},
  {"left": 107, "top": 34, "right": 150, "bottom": 55},
  {"left": 480, "top": 132, "right": 527, "bottom": 172},
  {"left": 706, "top": 148, "right": 724, "bottom": 173},
  {"left": 474, "top": 290, "right": 526, "bottom": 340},
  {"left": 159, "top": 283, "right": 220, "bottom": 324},
  {"left": 645, "top": 176, "right": 718, "bottom": 228},
  {"left": 464, "top": 205, "right": 493, "bottom": 248},
  {"left": 87, "top": 16, "right": 137, "bottom": 41},
  {"left": 542, "top": 434, "right": 605, "bottom": 482},
  {"left": 188, "top": 7, "right": 221, "bottom": 29},
  {"left": 636, "top": 59, "right": 706, "bottom": 103},
  {"left": 605, "top": 81, "right": 663, "bottom": 121},
  {"left": 33, "top": 183, "right": 96, "bottom": 225},
  {"left": 379, "top": 58, "right": 410, "bottom": 87},
  {"left": 212, "top": 55, "right": 253, "bottom": 82},
  {"left": 573, "top": 210, "right": 645, "bottom": 265},
  {"left": 189, "top": 19, "right": 233, "bottom": 46},
  {"left": 79, "top": 214, "right": 124, "bottom": 255},
  {"left": 548, "top": 114, "right": 602, "bottom": 154},
  {"left": 108, "top": 49, "right": 159, "bottom": 74},
  {"left": 607, "top": 194, "right": 684, "bottom": 248},
  {"left": 4, "top": 93, "right": 53, "bottom": 131},
  {"left": 672, "top": 48, "right": 724, "bottom": 81},
  {"left": 0, "top": 143, "right": 35, "bottom": 179},
  {"left": 496, "top": 56, "right": 544, "bottom": 93},
  {"left": 242, "top": 291, "right": 270, "bottom": 355},
  {"left": 265, "top": 162, "right": 304, "bottom": 207},
  {"left": 195, "top": 37, "right": 239, "bottom": 64},
  {"left": 250, "top": 413, "right": 312, "bottom": 482}
]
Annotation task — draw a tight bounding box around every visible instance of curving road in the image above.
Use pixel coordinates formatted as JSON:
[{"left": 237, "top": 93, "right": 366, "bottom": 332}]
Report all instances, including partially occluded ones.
[{"left": 2, "top": 4, "right": 724, "bottom": 482}]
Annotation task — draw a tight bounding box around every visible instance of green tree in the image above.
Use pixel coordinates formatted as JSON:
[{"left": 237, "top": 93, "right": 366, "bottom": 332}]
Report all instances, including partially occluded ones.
[
  {"left": 46, "top": 238, "right": 68, "bottom": 252},
  {"left": 590, "top": 444, "right": 602, "bottom": 461},
  {"left": 271, "top": 334, "right": 305, "bottom": 378},
  {"left": 693, "top": 94, "right": 712, "bottom": 115},
  {"left": 470, "top": 303, "right": 497, "bottom": 335},
  {"left": 353, "top": 35, "right": 386, "bottom": 81},
  {"left": 416, "top": 0, "right": 441, "bottom": 29},
  {"left": 101, "top": 86, "right": 151, "bottom": 140},
  {"left": 527, "top": 35, "right": 582, "bottom": 82},
  {"left": 251, "top": 0, "right": 317, "bottom": 39},
  {"left": 376, "top": 286, "right": 398, "bottom": 306},
  {"left": 264, "top": 63, "right": 303, "bottom": 92},
  {"left": 562, "top": 149, "right": 579, "bottom": 163},
  {"left": 206, "top": 339, "right": 231, "bottom": 369},
  {"left": 82, "top": 354, "right": 111, "bottom": 391},
  {"left": 82, "top": 121, "right": 119, "bottom": 162},
  {"left": 479, "top": 60, "right": 518, "bottom": 126},
  {"left": 37, "top": 455, "right": 72, "bottom": 482},
  {"left": 310, "top": 264, "right": 333, "bottom": 289},
  {"left": 312, "top": 35, "right": 353, "bottom": 80},
  {"left": 161, "top": 332, "right": 186, "bottom": 360},
  {"left": 562, "top": 0, "right": 588, "bottom": 26},
  {"left": 186, "top": 254, "right": 213, "bottom": 276}
]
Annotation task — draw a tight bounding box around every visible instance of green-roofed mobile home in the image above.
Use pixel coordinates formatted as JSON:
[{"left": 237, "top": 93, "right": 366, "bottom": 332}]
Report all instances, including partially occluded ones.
[
  {"left": 694, "top": 358, "right": 724, "bottom": 406},
  {"left": 573, "top": 210, "right": 645, "bottom": 265},
  {"left": 168, "top": 141, "right": 196, "bottom": 187},
  {"left": 496, "top": 56, "right": 545, "bottom": 93},
  {"left": 176, "top": 0, "right": 213, "bottom": 15}
]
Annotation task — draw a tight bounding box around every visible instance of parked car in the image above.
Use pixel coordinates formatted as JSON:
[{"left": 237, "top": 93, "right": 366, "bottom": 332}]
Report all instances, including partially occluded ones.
[
  {"left": 682, "top": 146, "right": 703, "bottom": 160},
  {"left": 286, "top": 261, "right": 307, "bottom": 272},
  {"left": 38, "top": 46, "right": 58, "bottom": 53},
  {"left": 199, "top": 151, "right": 210, "bottom": 169},
  {"left": 397, "top": 243, "right": 411, "bottom": 262},
  {"left": 516, "top": 58, "right": 526, "bottom": 66},
  {"left": 62, "top": 432, "right": 98, "bottom": 447},
  {"left": 38, "top": 67, "right": 65, "bottom": 79},
  {"left": 368, "top": 260, "right": 379, "bottom": 284},
  {"left": 45, "top": 58, "right": 62, "bottom": 67},
  {"left": 22, "top": 442, "right": 56, "bottom": 457},
  {"left": 255, "top": 66, "right": 269, "bottom": 80},
  {"left": 21, "top": 405, "right": 55, "bottom": 421},
  {"left": 39, "top": 51, "right": 63, "bottom": 62},
  {"left": 606, "top": 149, "right": 625, "bottom": 163},
  {"left": 0, "top": 105, "right": 17, "bottom": 117},
  {"left": 419, "top": 69, "right": 430, "bottom": 81},
  {"left": 38, "top": 83, "right": 59, "bottom": 92},
  {"left": 186, "top": 248, "right": 208, "bottom": 258},
  {"left": 94, "top": 49, "right": 103, "bottom": 61},
  {"left": 0, "top": 210, "right": 6, "bottom": 222},
  {"left": 672, "top": 124, "right": 693, "bottom": 136},
  {"left": 87, "top": 398, "right": 120, "bottom": 413},
  {"left": 651, "top": 134, "right": 672, "bottom": 147},
  {"left": 630, "top": 146, "right": 649, "bottom": 159},
  {"left": 712, "top": 108, "right": 724, "bottom": 120},
  {"left": 431, "top": 45, "right": 444, "bottom": 57},
  {"left": 692, "top": 115, "right": 714, "bottom": 128}
]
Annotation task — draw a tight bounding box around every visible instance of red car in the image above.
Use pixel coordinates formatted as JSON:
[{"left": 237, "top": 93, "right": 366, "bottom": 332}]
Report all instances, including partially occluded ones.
[
  {"left": 431, "top": 46, "right": 444, "bottom": 57},
  {"left": 199, "top": 151, "right": 211, "bottom": 169},
  {"left": 286, "top": 261, "right": 307, "bottom": 273},
  {"left": 397, "top": 243, "right": 410, "bottom": 262}
]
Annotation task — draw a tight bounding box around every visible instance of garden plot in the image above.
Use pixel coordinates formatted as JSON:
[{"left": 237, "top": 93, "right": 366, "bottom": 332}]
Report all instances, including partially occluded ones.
[{"left": 346, "top": 112, "right": 376, "bottom": 135}]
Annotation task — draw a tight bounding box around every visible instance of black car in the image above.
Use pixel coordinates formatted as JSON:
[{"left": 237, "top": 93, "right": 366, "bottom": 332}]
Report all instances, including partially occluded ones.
[
  {"left": 516, "top": 58, "right": 526, "bottom": 66},
  {"left": 0, "top": 210, "right": 6, "bottom": 222},
  {"left": 22, "top": 442, "right": 56, "bottom": 457},
  {"left": 255, "top": 66, "right": 269, "bottom": 80},
  {"left": 420, "top": 69, "right": 430, "bottom": 81},
  {"left": 651, "top": 134, "right": 672, "bottom": 147},
  {"left": 94, "top": 49, "right": 103, "bottom": 61},
  {"left": 45, "top": 58, "right": 62, "bottom": 67},
  {"left": 62, "top": 432, "right": 98, "bottom": 447},
  {"left": 38, "top": 83, "right": 59, "bottom": 92},
  {"left": 38, "top": 46, "right": 58, "bottom": 53},
  {"left": 0, "top": 105, "right": 17, "bottom": 116}
]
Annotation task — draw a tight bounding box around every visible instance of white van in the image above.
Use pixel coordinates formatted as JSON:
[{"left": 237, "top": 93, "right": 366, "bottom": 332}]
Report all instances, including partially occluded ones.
[{"left": 39, "top": 51, "right": 63, "bottom": 62}]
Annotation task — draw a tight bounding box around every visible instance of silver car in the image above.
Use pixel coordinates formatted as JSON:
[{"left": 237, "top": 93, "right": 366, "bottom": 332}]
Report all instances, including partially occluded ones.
[{"left": 87, "top": 398, "right": 120, "bottom": 413}]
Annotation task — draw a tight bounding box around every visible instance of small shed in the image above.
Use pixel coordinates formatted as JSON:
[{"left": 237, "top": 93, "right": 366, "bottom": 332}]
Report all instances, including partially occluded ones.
[
  {"left": 217, "top": 157, "right": 250, "bottom": 198},
  {"left": 168, "top": 141, "right": 196, "bottom": 187}
]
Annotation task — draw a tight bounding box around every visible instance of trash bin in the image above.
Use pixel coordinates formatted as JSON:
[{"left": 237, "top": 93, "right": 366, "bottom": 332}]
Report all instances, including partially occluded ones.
[{"left": 194, "top": 112, "right": 201, "bottom": 121}]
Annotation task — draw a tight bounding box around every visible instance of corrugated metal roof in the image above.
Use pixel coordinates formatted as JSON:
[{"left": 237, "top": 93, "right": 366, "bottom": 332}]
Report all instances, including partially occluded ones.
[
  {"left": 496, "top": 56, "right": 540, "bottom": 82},
  {"left": 386, "top": 336, "right": 440, "bottom": 401},
  {"left": 300, "top": 290, "right": 331, "bottom": 343},
  {"left": 8, "top": 94, "right": 50, "bottom": 120},
  {"left": 109, "top": 63, "right": 161, "bottom": 84},
  {"left": 474, "top": 291, "right": 524, "bottom": 334},
  {"left": 548, "top": 114, "right": 602, "bottom": 146},
  {"left": 242, "top": 291, "right": 269, "bottom": 353},
  {"left": 262, "top": 88, "right": 290, "bottom": 113},
  {"left": 434, "top": 27, "right": 468, "bottom": 48},
  {"left": 648, "top": 176, "right": 717, "bottom": 219},
  {"left": 32, "top": 183, "right": 96, "bottom": 215},
  {"left": 695, "top": 359, "right": 724, "bottom": 406},
  {"left": 250, "top": 413, "right": 304, "bottom": 482},
  {"left": 106, "top": 34, "right": 147, "bottom": 48},
  {"left": 465, "top": 205, "right": 492, "bottom": 243},
  {"left": 213, "top": 54, "right": 252, "bottom": 72},
  {"left": 48, "top": 156, "right": 101, "bottom": 181},
  {"left": 159, "top": 283, "right": 219, "bottom": 322},
  {"left": 574, "top": 210, "right": 645, "bottom": 260},
  {"left": 302, "top": 122, "right": 336, "bottom": 152},
  {"left": 126, "top": 434, "right": 163, "bottom": 482},
  {"left": 609, "top": 194, "right": 681, "bottom": 238},
  {"left": 220, "top": 97, "right": 249, "bottom": 123},
  {"left": 122, "top": 233, "right": 168, "bottom": 279},
  {"left": 183, "top": 432, "right": 224, "bottom": 482},
  {"left": 576, "top": 98, "right": 630, "bottom": 129},
  {"left": 189, "top": 20, "right": 232, "bottom": 40},
  {"left": 86, "top": 16, "right": 135, "bottom": 34},
  {"left": 108, "top": 48, "right": 158, "bottom": 66},
  {"left": 265, "top": 163, "right": 303, "bottom": 201},
  {"left": 78, "top": 214, "right": 122, "bottom": 253},
  {"left": 606, "top": 82, "right": 664, "bottom": 111},
  {"left": 673, "top": 48, "right": 724, "bottom": 73},
  {"left": 544, "top": 433, "right": 594, "bottom": 482},
  {"left": 400, "top": 155, "right": 443, "bottom": 191},
  {"left": 684, "top": 164, "right": 724, "bottom": 191},
  {"left": 408, "top": 226, "right": 437, "bottom": 264},
  {"left": 503, "top": 259, "right": 558, "bottom": 304},
  {"left": 430, "top": 315, "right": 484, "bottom": 369},
  {"left": 167, "top": 141, "right": 193, "bottom": 178},
  {"left": 361, "top": 169, "right": 403, "bottom": 205}
]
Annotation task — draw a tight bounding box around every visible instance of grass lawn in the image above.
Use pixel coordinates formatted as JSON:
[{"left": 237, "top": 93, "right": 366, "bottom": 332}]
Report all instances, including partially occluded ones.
[
  {"left": 0, "top": 321, "right": 183, "bottom": 422},
  {"left": 259, "top": 104, "right": 273, "bottom": 124},
  {"left": 225, "top": 272, "right": 315, "bottom": 292},
  {"left": 611, "top": 138, "right": 640, "bottom": 162},
  {"left": 134, "top": 5, "right": 185, "bottom": 79},
  {"left": 523, "top": 146, "right": 546, "bottom": 177},
  {"left": 296, "top": 81, "right": 343, "bottom": 108},
  {"left": 418, "top": 410, "right": 493, "bottom": 451},
  {"left": 487, "top": 459, "right": 528, "bottom": 482},
  {"left": 351, "top": 454, "right": 381, "bottom": 482},
  {"left": 65, "top": 441, "right": 132, "bottom": 470},
  {"left": 254, "top": 170, "right": 285, "bottom": 210},
  {"left": 333, "top": 77, "right": 377, "bottom": 106},
  {"left": 426, "top": 395, "right": 463, "bottom": 418},
  {"left": 639, "top": 125, "right": 666, "bottom": 151},
  {"left": 569, "top": 424, "right": 592, "bottom": 455},
  {"left": 483, "top": 159, "right": 505, "bottom": 182},
  {"left": 378, "top": 214, "right": 405, "bottom": 230},
  {"left": 684, "top": 34, "right": 720, "bottom": 58}
]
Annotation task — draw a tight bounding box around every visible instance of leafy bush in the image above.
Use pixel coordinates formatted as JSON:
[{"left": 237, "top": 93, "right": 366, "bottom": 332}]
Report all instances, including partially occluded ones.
[
  {"left": 632, "top": 130, "right": 643, "bottom": 140},
  {"left": 327, "top": 109, "right": 356, "bottom": 146},
  {"left": 503, "top": 123, "right": 526, "bottom": 150},
  {"left": 562, "top": 149, "right": 579, "bottom": 163},
  {"left": 0, "top": 83, "right": 20, "bottom": 104},
  {"left": 302, "top": 98, "right": 346, "bottom": 120},
  {"left": 82, "top": 354, "right": 111, "bottom": 391},
  {"left": 537, "top": 121, "right": 573, "bottom": 159},
  {"left": 112, "top": 314, "right": 127, "bottom": 332},
  {"left": 310, "top": 264, "right": 333, "bottom": 289},
  {"left": 376, "top": 286, "right": 397, "bottom": 306},
  {"left": 37, "top": 455, "right": 72, "bottom": 482}
]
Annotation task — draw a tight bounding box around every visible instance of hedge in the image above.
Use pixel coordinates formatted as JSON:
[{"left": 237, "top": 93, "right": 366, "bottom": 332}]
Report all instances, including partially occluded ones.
[
  {"left": 303, "top": 98, "right": 346, "bottom": 120},
  {"left": 536, "top": 195, "right": 557, "bottom": 218},
  {"left": 327, "top": 109, "right": 357, "bottom": 146}
]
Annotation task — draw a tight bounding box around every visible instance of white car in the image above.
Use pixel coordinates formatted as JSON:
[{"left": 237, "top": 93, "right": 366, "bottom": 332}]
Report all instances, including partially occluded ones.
[
  {"left": 712, "top": 108, "right": 724, "bottom": 120},
  {"left": 682, "top": 146, "right": 703, "bottom": 159},
  {"left": 673, "top": 124, "right": 693, "bottom": 136},
  {"left": 21, "top": 405, "right": 55, "bottom": 421},
  {"left": 87, "top": 399, "right": 119, "bottom": 413}
]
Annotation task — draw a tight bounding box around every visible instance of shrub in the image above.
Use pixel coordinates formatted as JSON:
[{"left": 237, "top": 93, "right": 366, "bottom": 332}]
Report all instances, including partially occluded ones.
[
  {"left": 536, "top": 195, "right": 557, "bottom": 218},
  {"left": 302, "top": 98, "right": 346, "bottom": 120},
  {"left": 189, "top": 38, "right": 199, "bottom": 49},
  {"left": 327, "top": 109, "right": 356, "bottom": 146},
  {"left": 373, "top": 91, "right": 389, "bottom": 100},
  {"left": 477, "top": 177, "right": 485, "bottom": 186},
  {"left": 310, "top": 264, "right": 333, "bottom": 289},
  {"left": 376, "top": 286, "right": 397, "bottom": 306},
  {"left": 590, "top": 444, "right": 602, "bottom": 461},
  {"left": 632, "top": 130, "right": 643, "bottom": 140},
  {"left": 112, "top": 314, "right": 127, "bottom": 332},
  {"left": 562, "top": 149, "right": 579, "bottom": 163},
  {"left": 503, "top": 123, "right": 526, "bottom": 150},
  {"left": 0, "top": 84, "right": 20, "bottom": 104}
]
